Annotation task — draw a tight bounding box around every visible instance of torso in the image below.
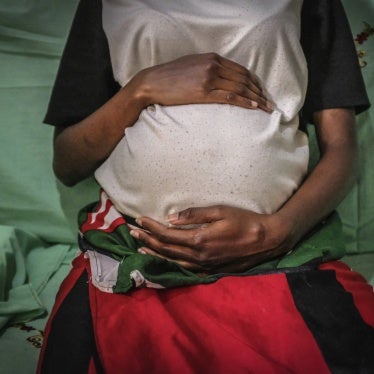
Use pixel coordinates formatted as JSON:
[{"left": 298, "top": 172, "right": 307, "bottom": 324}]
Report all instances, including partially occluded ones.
[{"left": 96, "top": 0, "right": 309, "bottom": 222}]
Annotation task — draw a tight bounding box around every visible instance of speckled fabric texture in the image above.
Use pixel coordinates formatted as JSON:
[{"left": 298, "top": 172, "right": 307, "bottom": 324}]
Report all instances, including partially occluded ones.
[{"left": 96, "top": 0, "right": 309, "bottom": 222}]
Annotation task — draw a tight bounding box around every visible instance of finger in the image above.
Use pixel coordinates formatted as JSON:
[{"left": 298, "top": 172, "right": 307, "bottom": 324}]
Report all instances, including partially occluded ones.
[
  {"left": 130, "top": 226, "right": 201, "bottom": 259},
  {"left": 206, "top": 89, "right": 260, "bottom": 110},
  {"left": 133, "top": 218, "right": 210, "bottom": 249},
  {"left": 215, "top": 54, "right": 252, "bottom": 76},
  {"left": 205, "top": 53, "right": 261, "bottom": 92},
  {"left": 217, "top": 65, "right": 264, "bottom": 98},
  {"left": 136, "top": 216, "right": 196, "bottom": 243},
  {"left": 217, "top": 56, "right": 269, "bottom": 97},
  {"left": 214, "top": 58, "right": 273, "bottom": 112},
  {"left": 213, "top": 77, "right": 269, "bottom": 110},
  {"left": 138, "top": 247, "right": 205, "bottom": 272},
  {"left": 167, "top": 206, "right": 225, "bottom": 225}
]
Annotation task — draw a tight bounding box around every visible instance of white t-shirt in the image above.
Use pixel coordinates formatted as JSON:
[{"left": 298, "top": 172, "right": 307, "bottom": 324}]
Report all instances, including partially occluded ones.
[{"left": 95, "top": 0, "right": 309, "bottom": 223}]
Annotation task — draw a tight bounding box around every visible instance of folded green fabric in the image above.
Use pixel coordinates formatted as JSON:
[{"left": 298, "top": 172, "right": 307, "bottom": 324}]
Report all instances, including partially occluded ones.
[{"left": 0, "top": 225, "right": 71, "bottom": 330}]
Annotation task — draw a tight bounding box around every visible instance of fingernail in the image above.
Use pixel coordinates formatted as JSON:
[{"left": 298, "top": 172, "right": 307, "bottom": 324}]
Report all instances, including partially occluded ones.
[
  {"left": 135, "top": 218, "right": 142, "bottom": 226},
  {"left": 266, "top": 101, "right": 273, "bottom": 110},
  {"left": 130, "top": 230, "right": 139, "bottom": 239},
  {"left": 250, "top": 100, "right": 258, "bottom": 108},
  {"left": 167, "top": 212, "right": 179, "bottom": 223},
  {"left": 138, "top": 247, "right": 147, "bottom": 255}
]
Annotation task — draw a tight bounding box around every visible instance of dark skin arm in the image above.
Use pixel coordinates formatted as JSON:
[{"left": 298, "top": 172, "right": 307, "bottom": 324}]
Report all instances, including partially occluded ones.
[
  {"left": 53, "top": 51, "right": 357, "bottom": 273},
  {"left": 53, "top": 53, "right": 271, "bottom": 186},
  {"left": 130, "top": 108, "right": 358, "bottom": 273}
]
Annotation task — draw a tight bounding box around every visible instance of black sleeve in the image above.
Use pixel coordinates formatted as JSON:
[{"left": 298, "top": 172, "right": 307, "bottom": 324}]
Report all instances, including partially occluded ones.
[
  {"left": 300, "top": 0, "right": 370, "bottom": 125},
  {"left": 44, "top": 0, "right": 120, "bottom": 127}
]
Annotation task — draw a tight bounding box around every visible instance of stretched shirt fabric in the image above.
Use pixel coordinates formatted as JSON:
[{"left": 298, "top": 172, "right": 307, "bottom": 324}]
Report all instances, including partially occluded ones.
[{"left": 96, "top": 0, "right": 309, "bottom": 223}]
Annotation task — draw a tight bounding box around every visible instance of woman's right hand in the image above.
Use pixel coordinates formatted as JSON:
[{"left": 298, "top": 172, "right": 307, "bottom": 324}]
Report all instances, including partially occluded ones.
[
  {"left": 53, "top": 53, "right": 270, "bottom": 186},
  {"left": 130, "top": 52, "right": 272, "bottom": 112}
]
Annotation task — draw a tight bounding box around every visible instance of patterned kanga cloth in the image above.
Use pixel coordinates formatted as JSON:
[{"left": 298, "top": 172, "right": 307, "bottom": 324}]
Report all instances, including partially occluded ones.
[{"left": 78, "top": 190, "right": 346, "bottom": 294}]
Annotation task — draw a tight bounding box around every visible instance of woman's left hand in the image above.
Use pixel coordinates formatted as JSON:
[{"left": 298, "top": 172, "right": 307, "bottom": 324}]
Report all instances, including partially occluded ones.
[{"left": 130, "top": 206, "right": 293, "bottom": 273}]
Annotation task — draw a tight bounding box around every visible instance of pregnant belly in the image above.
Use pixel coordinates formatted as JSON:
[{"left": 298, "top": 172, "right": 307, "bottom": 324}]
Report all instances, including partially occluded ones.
[{"left": 95, "top": 104, "right": 309, "bottom": 223}]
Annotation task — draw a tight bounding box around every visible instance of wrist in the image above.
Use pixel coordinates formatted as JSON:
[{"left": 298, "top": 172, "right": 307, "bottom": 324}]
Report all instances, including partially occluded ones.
[
  {"left": 263, "top": 212, "right": 297, "bottom": 253},
  {"left": 125, "top": 68, "right": 154, "bottom": 109}
]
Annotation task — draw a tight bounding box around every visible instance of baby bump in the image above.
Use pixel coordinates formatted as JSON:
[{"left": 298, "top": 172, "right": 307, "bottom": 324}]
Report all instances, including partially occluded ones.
[{"left": 95, "top": 104, "right": 309, "bottom": 223}]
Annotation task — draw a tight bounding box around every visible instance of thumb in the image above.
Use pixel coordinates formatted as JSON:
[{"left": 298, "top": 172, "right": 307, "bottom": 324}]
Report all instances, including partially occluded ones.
[{"left": 167, "top": 205, "right": 225, "bottom": 225}]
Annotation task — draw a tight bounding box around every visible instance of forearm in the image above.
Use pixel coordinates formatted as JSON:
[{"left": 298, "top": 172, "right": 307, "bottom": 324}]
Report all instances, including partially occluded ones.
[
  {"left": 271, "top": 108, "right": 358, "bottom": 248},
  {"left": 53, "top": 80, "right": 146, "bottom": 186}
]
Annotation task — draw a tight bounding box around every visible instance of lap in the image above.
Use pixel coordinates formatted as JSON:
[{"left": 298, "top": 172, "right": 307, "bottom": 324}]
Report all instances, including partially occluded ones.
[{"left": 39, "top": 254, "right": 374, "bottom": 373}]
